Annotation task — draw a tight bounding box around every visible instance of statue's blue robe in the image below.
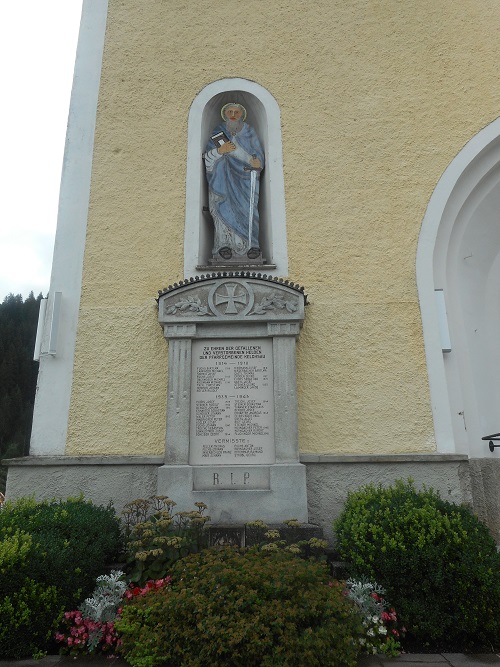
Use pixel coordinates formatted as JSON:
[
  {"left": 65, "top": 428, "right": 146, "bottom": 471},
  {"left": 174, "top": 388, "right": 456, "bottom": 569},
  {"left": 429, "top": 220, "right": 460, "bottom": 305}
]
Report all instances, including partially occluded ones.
[{"left": 205, "top": 122, "right": 265, "bottom": 248}]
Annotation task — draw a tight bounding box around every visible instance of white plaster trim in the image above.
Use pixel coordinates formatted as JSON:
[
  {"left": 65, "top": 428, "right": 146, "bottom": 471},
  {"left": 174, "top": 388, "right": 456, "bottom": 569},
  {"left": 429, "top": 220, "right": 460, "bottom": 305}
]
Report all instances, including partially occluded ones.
[
  {"left": 184, "top": 78, "right": 288, "bottom": 277},
  {"left": 416, "top": 117, "right": 500, "bottom": 455},
  {"left": 29, "top": 0, "right": 108, "bottom": 455}
]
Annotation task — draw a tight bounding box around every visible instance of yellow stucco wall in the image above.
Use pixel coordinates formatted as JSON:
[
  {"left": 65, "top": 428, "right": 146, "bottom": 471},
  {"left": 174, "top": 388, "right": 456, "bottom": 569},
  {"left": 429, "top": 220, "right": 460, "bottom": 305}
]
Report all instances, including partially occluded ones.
[{"left": 66, "top": 0, "right": 500, "bottom": 456}]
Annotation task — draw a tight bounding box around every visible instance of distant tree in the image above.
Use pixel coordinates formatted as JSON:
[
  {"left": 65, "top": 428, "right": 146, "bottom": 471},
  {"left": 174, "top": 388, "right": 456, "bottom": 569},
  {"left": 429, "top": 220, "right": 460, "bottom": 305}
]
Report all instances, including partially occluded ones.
[{"left": 0, "top": 292, "right": 43, "bottom": 491}]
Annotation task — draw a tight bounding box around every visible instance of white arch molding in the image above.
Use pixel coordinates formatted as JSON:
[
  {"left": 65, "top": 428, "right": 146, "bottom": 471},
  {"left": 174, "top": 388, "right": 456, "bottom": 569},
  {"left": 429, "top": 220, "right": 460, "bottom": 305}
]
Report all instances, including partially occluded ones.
[
  {"left": 417, "top": 117, "right": 500, "bottom": 457},
  {"left": 184, "top": 79, "right": 288, "bottom": 277}
]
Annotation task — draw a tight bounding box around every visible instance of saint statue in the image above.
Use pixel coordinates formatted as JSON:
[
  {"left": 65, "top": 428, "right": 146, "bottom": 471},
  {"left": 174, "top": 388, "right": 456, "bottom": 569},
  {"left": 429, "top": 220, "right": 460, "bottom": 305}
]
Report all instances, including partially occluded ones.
[{"left": 204, "top": 103, "right": 264, "bottom": 262}]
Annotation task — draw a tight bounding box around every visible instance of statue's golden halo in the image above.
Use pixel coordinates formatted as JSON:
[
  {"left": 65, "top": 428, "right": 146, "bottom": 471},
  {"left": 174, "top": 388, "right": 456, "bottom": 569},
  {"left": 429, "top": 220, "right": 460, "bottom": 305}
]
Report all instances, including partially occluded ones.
[{"left": 221, "top": 102, "right": 247, "bottom": 122}]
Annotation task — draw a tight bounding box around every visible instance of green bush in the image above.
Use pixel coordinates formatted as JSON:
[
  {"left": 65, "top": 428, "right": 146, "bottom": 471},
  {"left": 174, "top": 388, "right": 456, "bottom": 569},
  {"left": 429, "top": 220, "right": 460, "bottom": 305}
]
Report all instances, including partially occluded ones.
[
  {"left": 0, "top": 579, "right": 62, "bottom": 659},
  {"left": 0, "top": 496, "right": 124, "bottom": 658},
  {"left": 117, "top": 546, "right": 362, "bottom": 667},
  {"left": 0, "top": 496, "right": 123, "bottom": 603},
  {"left": 334, "top": 479, "right": 500, "bottom": 647}
]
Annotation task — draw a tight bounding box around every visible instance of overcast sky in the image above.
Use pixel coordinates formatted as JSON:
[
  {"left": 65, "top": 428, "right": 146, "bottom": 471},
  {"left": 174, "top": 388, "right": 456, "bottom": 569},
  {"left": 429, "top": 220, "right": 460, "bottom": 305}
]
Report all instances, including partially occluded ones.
[{"left": 0, "top": 2, "right": 83, "bottom": 302}]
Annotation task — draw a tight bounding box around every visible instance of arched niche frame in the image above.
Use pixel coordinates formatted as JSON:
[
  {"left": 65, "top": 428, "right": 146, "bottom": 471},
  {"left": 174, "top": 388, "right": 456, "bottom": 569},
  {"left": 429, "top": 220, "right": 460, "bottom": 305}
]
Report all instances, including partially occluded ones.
[
  {"left": 184, "top": 79, "right": 288, "bottom": 276},
  {"left": 417, "top": 117, "right": 500, "bottom": 457}
]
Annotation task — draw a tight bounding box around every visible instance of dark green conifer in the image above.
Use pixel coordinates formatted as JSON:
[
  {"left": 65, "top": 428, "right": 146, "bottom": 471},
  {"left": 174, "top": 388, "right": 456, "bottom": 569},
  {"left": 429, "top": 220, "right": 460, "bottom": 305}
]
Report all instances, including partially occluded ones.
[{"left": 0, "top": 292, "right": 43, "bottom": 491}]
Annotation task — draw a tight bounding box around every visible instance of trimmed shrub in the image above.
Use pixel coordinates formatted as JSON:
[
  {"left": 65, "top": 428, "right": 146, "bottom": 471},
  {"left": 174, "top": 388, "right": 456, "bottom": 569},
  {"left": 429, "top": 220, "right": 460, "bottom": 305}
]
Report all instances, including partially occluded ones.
[
  {"left": 0, "top": 528, "right": 63, "bottom": 657},
  {"left": 0, "top": 579, "right": 62, "bottom": 659},
  {"left": 334, "top": 479, "right": 500, "bottom": 647},
  {"left": 0, "top": 496, "right": 123, "bottom": 658},
  {"left": 117, "top": 546, "right": 363, "bottom": 667},
  {"left": 0, "top": 496, "right": 123, "bottom": 603}
]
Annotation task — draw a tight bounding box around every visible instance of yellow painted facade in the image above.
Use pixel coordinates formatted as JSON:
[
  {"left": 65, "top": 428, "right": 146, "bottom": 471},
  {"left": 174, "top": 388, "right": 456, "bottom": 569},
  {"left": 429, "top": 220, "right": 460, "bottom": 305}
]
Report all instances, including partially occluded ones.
[{"left": 66, "top": 0, "right": 500, "bottom": 456}]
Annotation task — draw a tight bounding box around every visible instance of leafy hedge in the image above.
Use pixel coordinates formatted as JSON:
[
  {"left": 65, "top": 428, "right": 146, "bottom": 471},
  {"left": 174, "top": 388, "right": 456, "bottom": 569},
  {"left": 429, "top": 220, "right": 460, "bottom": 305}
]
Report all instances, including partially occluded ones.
[
  {"left": 334, "top": 479, "right": 500, "bottom": 648},
  {"left": 117, "top": 546, "right": 363, "bottom": 667},
  {"left": 0, "top": 496, "right": 123, "bottom": 658}
]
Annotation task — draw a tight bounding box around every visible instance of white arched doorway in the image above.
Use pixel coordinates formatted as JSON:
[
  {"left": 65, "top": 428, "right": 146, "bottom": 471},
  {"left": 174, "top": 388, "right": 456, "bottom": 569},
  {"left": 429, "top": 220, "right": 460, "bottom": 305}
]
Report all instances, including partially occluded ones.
[{"left": 417, "top": 117, "right": 500, "bottom": 458}]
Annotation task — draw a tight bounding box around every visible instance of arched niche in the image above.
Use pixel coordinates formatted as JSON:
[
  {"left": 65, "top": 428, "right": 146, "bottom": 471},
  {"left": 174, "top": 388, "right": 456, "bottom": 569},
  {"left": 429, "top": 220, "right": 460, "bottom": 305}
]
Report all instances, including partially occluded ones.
[
  {"left": 184, "top": 79, "right": 288, "bottom": 277},
  {"left": 417, "top": 117, "right": 500, "bottom": 457}
]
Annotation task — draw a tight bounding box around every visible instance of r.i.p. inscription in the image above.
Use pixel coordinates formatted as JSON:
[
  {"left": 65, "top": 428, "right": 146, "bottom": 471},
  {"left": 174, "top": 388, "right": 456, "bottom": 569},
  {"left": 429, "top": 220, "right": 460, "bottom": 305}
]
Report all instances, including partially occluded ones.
[{"left": 189, "top": 338, "right": 275, "bottom": 465}]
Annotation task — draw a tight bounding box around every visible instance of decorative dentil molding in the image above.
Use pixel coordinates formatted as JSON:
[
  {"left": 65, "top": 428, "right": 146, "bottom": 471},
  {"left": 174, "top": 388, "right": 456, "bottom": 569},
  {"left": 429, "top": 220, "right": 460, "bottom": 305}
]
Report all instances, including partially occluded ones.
[{"left": 158, "top": 274, "right": 306, "bottom": 326}]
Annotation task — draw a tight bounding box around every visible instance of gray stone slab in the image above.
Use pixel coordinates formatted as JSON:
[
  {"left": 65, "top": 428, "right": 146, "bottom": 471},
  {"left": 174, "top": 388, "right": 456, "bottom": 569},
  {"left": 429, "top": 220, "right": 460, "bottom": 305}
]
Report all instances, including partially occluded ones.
[
  {"left": 389, "top": 656, "right": 448, "bottom": 663},
  {"left": 357, "top": 657, "right": 385, "bottom": 666},
  {"left": 358, "top": 655, "right": 382, "bottom": 667},
  {"left": 157, "top": 462, "right": 308, "bottom": 523},
  {"left": 5, "top": 461, "right": 160, "bottom": 516},
  {"left": 57, "top": 659, "right": 128, "bottom": 666},
  {"left": 357, "top": 654, "right": 452, "bottom": 666},
  {"left": 190, "top": 338, "right": 275, "bottom": 466},
  {"left": 383, "top": 663, "right": 447, "bottom": 667},
  {"left": 193, "top": 465, "right": 271, "bottom": 490},
  {"left": 442, "top": 655, "right": 500, "bottom": 665}
]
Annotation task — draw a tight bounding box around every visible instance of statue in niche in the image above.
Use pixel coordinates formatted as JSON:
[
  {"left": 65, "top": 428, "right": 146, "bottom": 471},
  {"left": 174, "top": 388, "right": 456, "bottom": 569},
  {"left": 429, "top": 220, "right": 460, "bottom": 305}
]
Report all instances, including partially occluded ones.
[{"left": 204, "top": 103, "right": 264, "bottom": 262}]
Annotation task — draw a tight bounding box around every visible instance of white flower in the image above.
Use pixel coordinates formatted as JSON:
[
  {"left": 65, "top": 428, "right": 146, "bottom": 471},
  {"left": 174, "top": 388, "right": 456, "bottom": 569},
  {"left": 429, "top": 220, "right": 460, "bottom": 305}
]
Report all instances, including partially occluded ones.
[
  {"left": 372, "top": 615, "right": 379, "bottom": 623},
  {"left": 367, "top": 629, "right": 375, "bottom": 637},
  {"left": 378, "top": 626, "right": 387, "bottom": 635}
]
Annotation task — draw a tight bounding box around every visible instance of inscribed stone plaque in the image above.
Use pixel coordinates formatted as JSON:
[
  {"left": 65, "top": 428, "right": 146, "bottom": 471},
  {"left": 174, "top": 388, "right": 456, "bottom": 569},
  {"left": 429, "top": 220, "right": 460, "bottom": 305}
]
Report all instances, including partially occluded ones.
[
  {"left": 192, "top": 466, "right": 271, "bottom": 490},
  {"left": 190, "top": 338, "right": 275, "bottom": 465}
]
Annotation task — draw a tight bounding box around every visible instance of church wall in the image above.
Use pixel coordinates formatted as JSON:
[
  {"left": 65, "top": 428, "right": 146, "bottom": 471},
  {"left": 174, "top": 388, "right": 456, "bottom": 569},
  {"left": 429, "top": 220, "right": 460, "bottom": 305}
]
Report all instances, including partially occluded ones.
[{"left": 66, "top": 0, "right": 500, "bottom": 456}]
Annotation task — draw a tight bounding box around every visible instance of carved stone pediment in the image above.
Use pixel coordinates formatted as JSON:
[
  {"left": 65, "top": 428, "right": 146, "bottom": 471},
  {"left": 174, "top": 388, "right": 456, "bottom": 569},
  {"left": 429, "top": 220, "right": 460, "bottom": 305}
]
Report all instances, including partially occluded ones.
[{"left": 157, "top": 273, "right": 306, "bottom": 325}]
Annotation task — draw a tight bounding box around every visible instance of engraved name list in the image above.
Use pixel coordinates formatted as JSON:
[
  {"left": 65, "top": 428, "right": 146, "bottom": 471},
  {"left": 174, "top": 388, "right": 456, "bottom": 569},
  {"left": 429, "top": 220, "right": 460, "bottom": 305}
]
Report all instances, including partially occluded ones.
[{"left": 189, "top": 338, "right": 275, "bottom": 465}]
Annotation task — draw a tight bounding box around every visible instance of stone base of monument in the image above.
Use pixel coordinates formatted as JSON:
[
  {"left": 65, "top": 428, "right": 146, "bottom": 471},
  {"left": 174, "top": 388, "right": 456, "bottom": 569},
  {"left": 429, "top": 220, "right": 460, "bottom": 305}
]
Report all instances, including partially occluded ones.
[
  {"left": 244, "top": 521, "right": 323, "bottom": 546},
  {"left": 156, "top": 463, "right": 308, "bottom": 524},
  {"left": 207, "top": 522, "right": 323, "bottom": 548}
]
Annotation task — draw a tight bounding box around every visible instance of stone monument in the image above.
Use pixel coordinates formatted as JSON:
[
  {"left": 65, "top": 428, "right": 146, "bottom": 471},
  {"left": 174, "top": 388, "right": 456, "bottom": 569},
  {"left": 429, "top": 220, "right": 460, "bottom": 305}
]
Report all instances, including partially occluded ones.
[{"left": 157, "top": 272, "right": 308, "bottom": 524}]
